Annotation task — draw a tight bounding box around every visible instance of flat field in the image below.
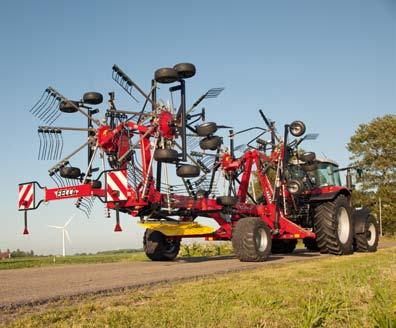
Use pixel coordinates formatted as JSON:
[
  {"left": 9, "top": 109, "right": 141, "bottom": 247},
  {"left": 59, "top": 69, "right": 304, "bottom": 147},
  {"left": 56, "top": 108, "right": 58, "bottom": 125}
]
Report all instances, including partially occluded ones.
[{"left": 2, "top": 247, "right": 395, "bottom": 328}]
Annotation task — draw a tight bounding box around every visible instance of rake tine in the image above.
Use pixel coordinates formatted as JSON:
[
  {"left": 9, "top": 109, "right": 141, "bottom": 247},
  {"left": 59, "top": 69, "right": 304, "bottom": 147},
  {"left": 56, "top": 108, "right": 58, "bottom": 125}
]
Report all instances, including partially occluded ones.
[
  {"left": 41, "top": 130, "right": 48, "bottom": 160},
  {"left": 37, "top": 128, "right": 43, "bottom": 160},
  {"left": 38, "top": 95, "right": 57, "bottom": 120},
  {"left": 44, "top": 97, "right": 61, "bottom": 124},
  {"left": 48, "top": 130, "right": 54, "bottom": 160},
  {"left": 32, "top": 91, "right": 51, "bottom": 116},
  {"left": 58, "top": 130, "right": 64, "bottom": 160},
  {"left": 29, "top": 89, "right": 48, "bottom": 113}
]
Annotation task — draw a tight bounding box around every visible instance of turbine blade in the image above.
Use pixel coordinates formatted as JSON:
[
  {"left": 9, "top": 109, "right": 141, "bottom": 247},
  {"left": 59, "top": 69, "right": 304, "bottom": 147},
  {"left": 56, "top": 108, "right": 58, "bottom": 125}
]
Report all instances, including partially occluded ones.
[
  {"left": 64, "top": 229, "right": 71, "bottom": 243},
  {"left": 48, "top": 225, "right": 63, "bottom": 229},
  {"left": 63, "top": 215, "right": 75, "bottom": 228}
]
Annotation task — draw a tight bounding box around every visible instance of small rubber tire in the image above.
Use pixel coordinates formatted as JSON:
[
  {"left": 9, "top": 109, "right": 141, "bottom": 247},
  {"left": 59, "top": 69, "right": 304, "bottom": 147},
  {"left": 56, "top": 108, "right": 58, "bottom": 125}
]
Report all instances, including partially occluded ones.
[
  {"left": 176, "top": 164, "right": 200, "bottom": 178},
  {"left": 303, "top": 238, "right": 320, "bottom": 251},
  {"left": 216, "top": 196, "right": 238, "bottom": 206},
  {"left": 314, "top": 195, "right": 354, "bottom": 255},
  {"left": 286, "top": 179, "right": 304, "bottom": 195},
  {"left": 289, "top": 120, "right": 306, "bottom": 137},
  {"left": 60, "top": 166, "right": 81, "bottom": 179},
  {"left": 143, "top": 229, "right": 180, "bottom": 261},
  {"left": 354, "top": 215, "right": 379, "bottom": 252},
  {"left": 196, "top": 122, "right": 217, "bottom": 137},
  {"left": 232, "top": 217, "right": 272, "bottom": 262},
  {"left": 300, "top": 151, "right": 316, "bottom": 163},
  {"left": 271, "top": 239, "right": 297, "bottom": 254},
  {"left": 59, "top": 100, "right": 79, "bottom": 113},
  {"left": 173, "top": 63, "right": 196, "bottom": 79},
  {"left": 154, "top": 148, "right": 179, "bottom": 163},
  {"left": 83, "top": 92, "right": 103, "bottom": 105},
  {"left": 154, "top": 68, "right": 179, "bottom": 84},
  {"left": 200, "top": 136, "right": 222, "bottom": 151}
]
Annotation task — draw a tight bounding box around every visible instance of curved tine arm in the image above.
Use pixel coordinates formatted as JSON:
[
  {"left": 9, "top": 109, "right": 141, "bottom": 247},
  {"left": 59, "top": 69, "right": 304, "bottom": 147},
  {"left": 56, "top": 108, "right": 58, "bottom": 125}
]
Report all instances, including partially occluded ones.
[{"left": 47, "top": 87, "right": 101, "bottom": 126}]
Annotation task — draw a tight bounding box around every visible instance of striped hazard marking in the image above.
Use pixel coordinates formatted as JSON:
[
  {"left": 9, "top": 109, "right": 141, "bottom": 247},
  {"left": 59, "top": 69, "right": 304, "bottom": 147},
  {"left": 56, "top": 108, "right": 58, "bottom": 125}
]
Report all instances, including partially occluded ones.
[
  {"left": 18, "top": 183, "right": 35, "bottom": 210},
  {"left": 106, "top": 170, "right": 128, "bottom": 202}
]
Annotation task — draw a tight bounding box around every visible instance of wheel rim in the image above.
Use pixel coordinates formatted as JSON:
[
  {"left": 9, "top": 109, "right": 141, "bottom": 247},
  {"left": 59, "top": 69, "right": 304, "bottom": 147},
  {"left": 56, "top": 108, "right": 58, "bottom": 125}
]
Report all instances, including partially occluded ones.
[
  {"left": 337, "top": 207, "right": 350, "bottom": 244},
  {"left": 256, "top": 228, "right": 268, "bottom": 252},
  {"left": 367, "top": 223, "right": 376, "bottom": 246}
]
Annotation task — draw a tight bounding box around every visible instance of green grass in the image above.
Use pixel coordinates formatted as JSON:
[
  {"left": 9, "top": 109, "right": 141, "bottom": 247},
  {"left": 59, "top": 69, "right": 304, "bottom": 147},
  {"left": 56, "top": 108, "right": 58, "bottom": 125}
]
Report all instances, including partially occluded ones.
[
  {"left": 2, "top": 247, "right": 395, "bottom": 328},
  {"left": 0, "top": 252, "right": 148, "bottom": 270},
  {"left": 0, "top": 243, "right": 234, "bottom": 270}
]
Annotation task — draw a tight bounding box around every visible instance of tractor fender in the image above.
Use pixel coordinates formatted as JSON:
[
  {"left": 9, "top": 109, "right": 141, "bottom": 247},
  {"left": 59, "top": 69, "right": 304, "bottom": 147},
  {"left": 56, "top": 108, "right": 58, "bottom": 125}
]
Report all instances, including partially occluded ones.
[
  {"left": 309, "top": 189, "right": 351, "bottom": 202},
  {"left": 352, "top": 207, "right": 371, "bottom": 234}
]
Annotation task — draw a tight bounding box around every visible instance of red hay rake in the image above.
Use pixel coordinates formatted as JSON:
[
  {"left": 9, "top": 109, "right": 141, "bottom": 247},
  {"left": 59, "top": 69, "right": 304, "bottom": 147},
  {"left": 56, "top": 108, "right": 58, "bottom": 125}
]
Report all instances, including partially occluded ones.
[{"left": 18, "top": 63, "right": 379, "bottom": 261}]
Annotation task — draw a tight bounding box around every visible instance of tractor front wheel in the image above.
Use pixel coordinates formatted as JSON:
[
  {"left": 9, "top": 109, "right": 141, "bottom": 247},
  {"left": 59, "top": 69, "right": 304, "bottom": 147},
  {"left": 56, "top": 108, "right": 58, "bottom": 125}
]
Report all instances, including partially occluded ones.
[
  {"left": 232, "top": 217, "right": 272, "bottom": 262},
  {"left": 143, "top": 229, "right": 180, "bottom": 261},
  {"left": 354, "top": 215, "right": 379, "bottom": 252},
  {"left": 314, "top": 195, "right": 354, "bottom": 255}
]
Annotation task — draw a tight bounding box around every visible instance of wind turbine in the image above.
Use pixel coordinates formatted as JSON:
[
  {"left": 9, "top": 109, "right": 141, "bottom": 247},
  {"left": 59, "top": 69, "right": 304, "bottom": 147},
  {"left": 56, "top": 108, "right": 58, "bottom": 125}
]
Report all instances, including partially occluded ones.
[{"left": 48, "top": 215, "right": 74, "bottom": 257}]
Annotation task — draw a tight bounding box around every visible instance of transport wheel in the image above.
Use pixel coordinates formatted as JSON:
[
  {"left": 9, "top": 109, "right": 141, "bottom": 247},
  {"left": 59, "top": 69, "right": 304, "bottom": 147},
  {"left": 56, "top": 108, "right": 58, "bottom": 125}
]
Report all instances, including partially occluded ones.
[
  {"left": 60, "top": 166, "right": 81, "bottom": 179},
  {"left": 216, "top": 196, "right": 238, "bottom": 206},
  {"left": 143, "top": 229, "right": 180, "bottom": 261},
  {"left": 196, "top": 122, "right": 217, "bottom": 137},
  {"left": 354, "top": 215, "right": 379, "bottom": 252},
  {"left": 271, "top": 239, "right": 297, "bottom": 254},
  {"left": 154, "top": 148, "right": 179, "bottom": 163},
  {"left": 232, "top": 217, "right": 272, "bottom": 262},
  {"left": 199, "top": 136, "right": 222, "bottom": 151},
  {"left": 83, "top": 92, "right": 103, "bottom": 105},
  {"left": 289, "top": 120, "right": 306, "bottom": 137},
  {"left": 154, "top": 68, "right": 179, "bottom": 84},
  {"left": 314, "top": 195, "right": 354, "bottom": 255},
  {"left": 59, "top": 100, "right": 79, "bottom": 113},
  {"left": 176, "top": 164, "right": 200, "bottom": 178},
  {"left": 173, "top": 63, "right": 196, "bottom": 79},
  {"left": 300, "top": 151, "right": 316, "bottom": 162},
  {"left": 303, "top": 238, "right": 320, "bottom": 251}
]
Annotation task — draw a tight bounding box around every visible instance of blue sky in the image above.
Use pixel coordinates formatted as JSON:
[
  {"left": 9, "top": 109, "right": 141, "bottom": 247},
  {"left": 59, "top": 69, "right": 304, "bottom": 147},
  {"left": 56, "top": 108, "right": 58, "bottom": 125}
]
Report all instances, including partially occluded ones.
[{"left": 1, "top": 1, "right": 395, "bottom": 255}]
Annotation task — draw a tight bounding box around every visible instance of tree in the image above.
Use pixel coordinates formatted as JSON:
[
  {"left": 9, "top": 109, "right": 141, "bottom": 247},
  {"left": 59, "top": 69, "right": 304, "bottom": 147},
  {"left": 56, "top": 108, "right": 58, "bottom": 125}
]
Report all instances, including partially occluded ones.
[{"left": 347, "top": 114, "right": 396, "bottom": 234}]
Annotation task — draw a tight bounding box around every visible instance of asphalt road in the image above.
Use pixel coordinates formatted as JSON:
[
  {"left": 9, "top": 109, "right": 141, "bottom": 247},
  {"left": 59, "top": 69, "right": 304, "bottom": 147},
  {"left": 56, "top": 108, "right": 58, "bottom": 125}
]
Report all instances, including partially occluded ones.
[{"left": 1, "top": 242, "right": 395, "bottom": 308}]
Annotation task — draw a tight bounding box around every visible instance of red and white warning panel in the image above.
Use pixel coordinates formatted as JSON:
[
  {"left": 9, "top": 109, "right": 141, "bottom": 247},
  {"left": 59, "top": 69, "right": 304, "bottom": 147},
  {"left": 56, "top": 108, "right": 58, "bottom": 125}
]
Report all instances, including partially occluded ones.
[
  {"left": 18, "top": 183, "right": 35, "bottom": 210},
  {"left": 105, "top": 170, "right": 129, "bottom": 202}
]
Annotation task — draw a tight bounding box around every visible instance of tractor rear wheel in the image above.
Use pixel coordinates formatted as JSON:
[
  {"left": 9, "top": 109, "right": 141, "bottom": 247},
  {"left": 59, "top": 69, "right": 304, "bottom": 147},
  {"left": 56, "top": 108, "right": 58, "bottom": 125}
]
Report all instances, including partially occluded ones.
[
  {"left": 271, "top": 239, "right": 297, "bottom": 254},
  {"left": 354, "top": 215, "right": 379, "bottom": 252},
  {"left": 314, "top": 195, "right": 354, "bottom": 255},
  {"left": 303, "top": 238, "right": 320, "bottom": 251},
  {"left": 232, "top": 217, "right": 272, "bottom": 262},
  {"left": 143, "top": 229, "right": 180, "bottom": 261}
]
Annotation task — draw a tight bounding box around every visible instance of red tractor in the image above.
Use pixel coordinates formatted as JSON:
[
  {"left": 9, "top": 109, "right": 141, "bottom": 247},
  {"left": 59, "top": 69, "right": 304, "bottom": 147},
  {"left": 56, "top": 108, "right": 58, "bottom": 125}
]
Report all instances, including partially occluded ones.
[{"left": 18, "top": 63, "right": 379, "bottom": 261}]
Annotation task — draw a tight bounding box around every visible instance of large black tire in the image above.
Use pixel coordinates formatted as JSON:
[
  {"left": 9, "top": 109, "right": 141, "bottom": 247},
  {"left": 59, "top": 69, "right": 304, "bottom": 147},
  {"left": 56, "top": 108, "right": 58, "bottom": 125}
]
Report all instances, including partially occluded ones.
[
  {"left": 354, "top": 215, "right": 379, "bottom": 252},
  {"left": 173, "top": 63, "right": 196, "bottom": 79},
  {"left": 303, "top": 238, "right": 320, "bottom": 251},
  {"left": 232, "top": 217, "right": 272, "bottom": 262},
  {"left": 176, "top": 164, "right": 200, "bottom": 178},
  {"left": 83, "top": 92, "right": 103, "bottom": 105},
  {"left": 271, "top": 239, "right": 297, "bottom": 254},
  {"left": 154, "top": 148, "right": 179, "bottom": 163},
  {"left": 143, "top": 229, "right": 180, "bottom": 261},
  {"left": 59, "top": 100, "right": 79, "bottom": 113},
  {"left": 154, "top": 68, "right": 179, "bottom": 84},
  {"left": 196, "top": 122, "right": 217, "bottom": 137},
  {"left": 199, "top": 136, "right": 222, "bottom": 150},
  {"left": 314, "top": 195, "right": 354, "bottom": 255},
  {"left": 60, "top": 166, "right": 81, "bottom": 179}
]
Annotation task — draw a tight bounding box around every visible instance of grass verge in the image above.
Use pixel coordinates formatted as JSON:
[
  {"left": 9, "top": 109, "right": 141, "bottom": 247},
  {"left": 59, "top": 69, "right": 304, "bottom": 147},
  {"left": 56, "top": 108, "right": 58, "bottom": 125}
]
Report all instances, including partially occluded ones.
[{"left": 1, "top": 247, "right": 395, "bottom": 328}]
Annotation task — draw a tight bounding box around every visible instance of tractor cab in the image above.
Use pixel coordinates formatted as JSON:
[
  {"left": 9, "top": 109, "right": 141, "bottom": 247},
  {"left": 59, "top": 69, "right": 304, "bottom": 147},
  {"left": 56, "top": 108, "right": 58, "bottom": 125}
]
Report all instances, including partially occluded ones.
[{"left": 311, "top": 159, "right": 342, "bottom": 187}]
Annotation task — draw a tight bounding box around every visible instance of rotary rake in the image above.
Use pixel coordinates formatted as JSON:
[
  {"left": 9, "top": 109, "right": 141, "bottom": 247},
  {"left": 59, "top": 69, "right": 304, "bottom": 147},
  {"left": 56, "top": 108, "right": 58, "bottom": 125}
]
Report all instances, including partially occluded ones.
[{"left": 18, "top": 62, "right": 379, "bottom": 261}]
